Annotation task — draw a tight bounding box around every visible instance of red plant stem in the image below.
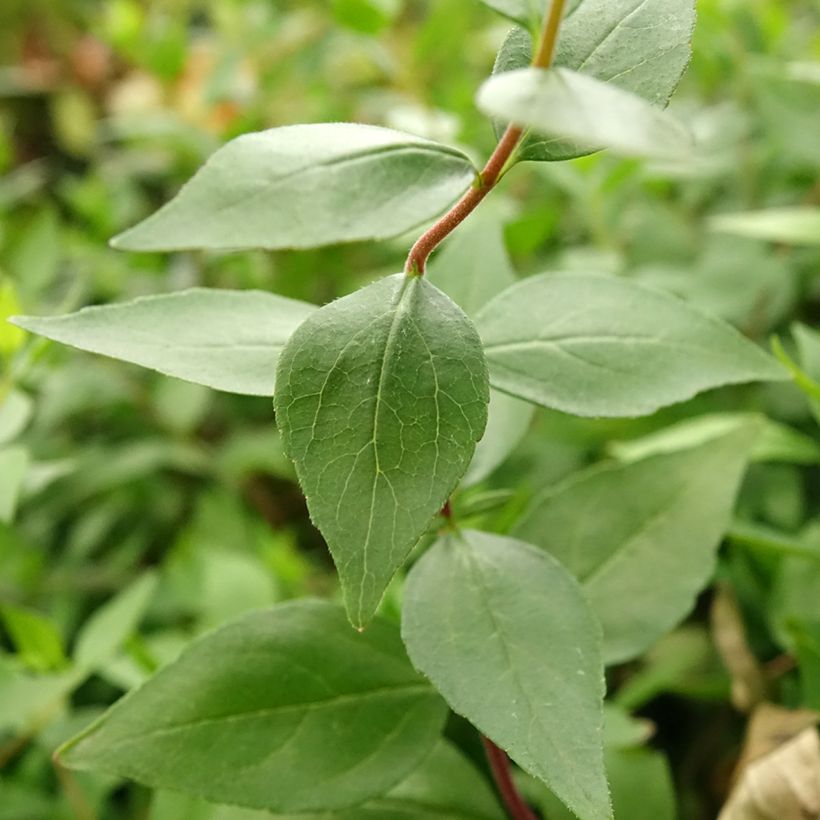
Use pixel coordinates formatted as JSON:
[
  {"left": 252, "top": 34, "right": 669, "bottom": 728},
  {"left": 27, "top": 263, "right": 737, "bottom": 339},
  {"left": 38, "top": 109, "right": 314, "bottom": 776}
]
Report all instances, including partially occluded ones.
[
  {"left": 483, "top": 737, "right": 539, "bottom": 820},
  {"left": 404, "top": 0, "right": 568, "bottom": 276},
  {"left": 404, "top": 124, "right": 523, "bottom": 276}
]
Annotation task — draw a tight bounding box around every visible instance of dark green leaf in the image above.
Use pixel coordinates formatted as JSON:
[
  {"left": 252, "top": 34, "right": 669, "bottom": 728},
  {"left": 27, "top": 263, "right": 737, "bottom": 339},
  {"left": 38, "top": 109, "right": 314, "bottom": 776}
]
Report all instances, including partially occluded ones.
[
  {"left": 402, "top": 529, "right": 611, "bottom": 820},
  {"left": 476, "top": 273, "right": 786, "bottom": 418},
  {"left": 12, "top": 289, "right": 316, "bottom": 396},
  {"left": 514, "top": 421, "right": 760, "bottom": 662},
  {"left": 59, "top": 600, "right": 447, "bottom": 813},
  {"left": 275, "top": 274, "right": 489, "bottom": 627},
  {"left": 111, "top": 124, "right": 476, "bottom": 252}
]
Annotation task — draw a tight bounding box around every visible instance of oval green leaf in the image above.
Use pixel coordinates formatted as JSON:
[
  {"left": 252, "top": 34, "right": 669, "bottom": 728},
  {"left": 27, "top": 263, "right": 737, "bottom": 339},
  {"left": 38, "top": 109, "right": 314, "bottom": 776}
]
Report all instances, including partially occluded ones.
[
  {"left": 475, "top": 273, "right": 786, "bottom": 418},
  {"left": 492, "top": 0, "right": 696, "bottom": 161},
  {"left": 514, "top": 420, "right": 760, "bottom": 663},
  {"left": 58, "top": 600, "right": 447, "bottom": 813},
  {"left": 402, "top": 529, "right": 611, "bottom": 820},
  {"left": 111, "top": 124, "right": 476, "bottom": 252},
  {"left": 274, "top": 274, "right": 489, "bottom": 627},
  {"left": 11, "top": 288, "right": 316, "bottom": 396},
  {"left": 478, "top": 67, "right": 692, "bottom": 161}
]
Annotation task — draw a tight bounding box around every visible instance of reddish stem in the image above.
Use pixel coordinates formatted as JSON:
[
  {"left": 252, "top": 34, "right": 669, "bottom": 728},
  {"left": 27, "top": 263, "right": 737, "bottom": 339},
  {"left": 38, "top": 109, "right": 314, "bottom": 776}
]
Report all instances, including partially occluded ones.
[
  {"left": 483, "top": 737, "right": 539, "bottom": 820},
  {"left": 403, "top": 0, "right": 568, "bottom": 276},
  {"left": 404, "top": 124, "right": 523, "bottom": 275}
]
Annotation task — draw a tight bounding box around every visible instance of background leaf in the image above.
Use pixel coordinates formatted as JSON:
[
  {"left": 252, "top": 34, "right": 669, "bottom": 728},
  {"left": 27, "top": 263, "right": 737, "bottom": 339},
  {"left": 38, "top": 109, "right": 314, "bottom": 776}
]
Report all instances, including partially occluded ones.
[
  {"left": 60, "top": 600, "right": 447, "bottom": 813},
  {"left": 402, "top": 529, "right": 611, "bottom": 820},
  {"left": 709, "top": 207, "right": 820, "bottom": 245},
  {"left": 111, "top": 124, "right": 476, "bottom": 252},
  {"left": 13, "top": 289, "right": 316, "bottom": 396},
  {"left": 514, "top": 420, "right": 760, "bottom": 662},
  {"left": 476, "top": 273, "right": 786, "bottom": 418},
  {"left": 149, "top": 740, "right": 505, "bottom": 820},
  {"left": 275, "top": 273, "right": 488, "bottom": 626}
]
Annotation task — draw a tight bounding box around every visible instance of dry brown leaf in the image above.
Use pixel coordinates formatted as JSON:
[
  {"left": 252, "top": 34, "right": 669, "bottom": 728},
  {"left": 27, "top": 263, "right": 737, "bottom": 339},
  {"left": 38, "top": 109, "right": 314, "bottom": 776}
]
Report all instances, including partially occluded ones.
[
  {"left": 711, "top": 583, "right": 766, "bottom": 711},
  {"left": 718, "top": 726, "right": 820, "bottom": 820},
  {"left": 719, "top": 703, "right": 820, "bottom": 819}
]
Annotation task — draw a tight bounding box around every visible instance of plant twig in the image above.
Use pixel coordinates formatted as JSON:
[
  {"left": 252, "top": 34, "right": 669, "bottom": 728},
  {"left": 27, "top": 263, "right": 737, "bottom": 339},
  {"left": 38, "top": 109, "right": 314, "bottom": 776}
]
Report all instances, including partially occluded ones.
[
  {"left": 404, "top": 0, "right": 567, "bottom": 276},
  {"left": 483, "top": 736, "right": 539, "bottom": 820}
]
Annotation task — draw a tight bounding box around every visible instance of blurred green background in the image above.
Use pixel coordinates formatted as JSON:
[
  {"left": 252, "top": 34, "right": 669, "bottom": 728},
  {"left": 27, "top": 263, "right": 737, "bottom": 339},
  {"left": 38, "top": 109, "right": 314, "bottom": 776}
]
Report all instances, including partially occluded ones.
[{"left": 1, "top": 1, "right": 820, "bottom": 818}]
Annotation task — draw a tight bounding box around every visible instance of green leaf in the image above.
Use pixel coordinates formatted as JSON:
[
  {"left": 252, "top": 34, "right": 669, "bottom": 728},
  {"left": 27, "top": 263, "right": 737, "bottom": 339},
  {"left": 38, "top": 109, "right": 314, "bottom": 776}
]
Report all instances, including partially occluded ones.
[
  {"left": 275, "top": 274, "right": 489, "bottom": 627},
  {"left": 514, "top": 421, "right": 760, "bottom": 663},
  {"left": 59, "top": 600, "right": 447, "bottom": 813},
  {"left": 0, "top": 446, "right": 28, "bottom": 524},
  {"left": 0, "top": 603, "right": 66, "bottom": 672},
  {"left": 427, "top": 210, "right": 517, "bottom": 318},
  {"left": 12, "top": 289, "right": 316, "bottom": 396},
  {"left": 492, "top": 0, "right": 695, "bottom": 161},
  {"left": 529, "top": 747, "right": 675, "bottom": 820},
  {"left": 793, "top": 323, "right": 820, "bottom": 424},
  {"left": 709, "top": 207, "right": 820, "bottom": 245},
  {"left": 791, "top": 622, "right": 820, "bottom": 710},
  {"left": 402, "top": 529, "right": 611, "bottom": 820},
  {"left": 111, "top": 124, "right": 476, "bottom": 252},
  {"left": 463, "top": 389, "right": 535, "bottom": 486},
  {"left": 478, "top": 0, "right": 542, "bottom": 29},
  {"left": 478, "top": 67, "right": 692, "bottom": 161},
  {"left": 150, "top": 739, "right": 505, "bottom": 820},
  {"left": 332, "top": 0, "right": 402, "bottom": 35},
  {"left": 475, "top": 273, "right": 786, "bottom": 418},
  {"left": 608, "top": 413, "right": 820, "bottom": 466},
  {"left": 426, "top": 212, "right": 532, "bottom": 486},
  {"left": 74, "top": 572, "right": 158, "bottom": 671},
  {"left": 0, "top": 389, "right": 33, "bottom": 445}
]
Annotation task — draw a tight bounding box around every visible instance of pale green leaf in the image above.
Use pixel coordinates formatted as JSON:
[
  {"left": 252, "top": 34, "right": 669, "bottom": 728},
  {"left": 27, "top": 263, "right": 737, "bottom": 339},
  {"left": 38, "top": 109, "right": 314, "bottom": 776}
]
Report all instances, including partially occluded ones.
[
  {"left": 275, "top": 274, "right": 489, "bottom": 627},
  {"left": 514, "top": 421, "right": 760, "bottom": 663},
  {"left": 402, "top": 529, "right": 611, "bottom": 820},
  {"left": 709, "top": 207, "right": 820, "bottom": 245},
  {"left": 479, "top": 0, "right": 542, "bottom": 28},
  {"left": 59, "top": 600, "right": 447, "bottom": 813},
  {"left": 0, "top": 389, "right": 33, "bottom": 445},
  {"left": 0, "top": 446, "right": 28, "bottom": 524},
  {"left": 529, "top": 746, "right": 675, "bottom": 820},
  {"left": 493, "top": 0, "right": 695, "bottom": 161},
  {"left": 478, "top": 67, "right": 692, "bottom": 160},
  {"left": 476, "top": 273, "right": 786, "bottom": 418},
  {"left": 463, "top": 389, "right": 535, "bottom": 486},
  {"left": 794, "top": 323, "right": 820, "bottom": 424},
  {"left": 427, "top": 210, "right": 517, "bottom": 317},
  {"left": 150, "top": 740, "right": 505, "bottom": 820},
  {"left": 74, "top": 573, "right": 158, "bottom": 671},
  {"left": 426, "top": 214, "right": 531, "bottom": 486},
  {"left": 608, "top": 413, "right": 820, "bottom": 466},
  {"left": 12, "top": 289, "right": 316, "bottom": 396},
  {"left": 111, "top": 124, "right": 476, "bottom": 252},
  {"left": 0, "top": 603, "right": 66, "bottom": 672}
]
